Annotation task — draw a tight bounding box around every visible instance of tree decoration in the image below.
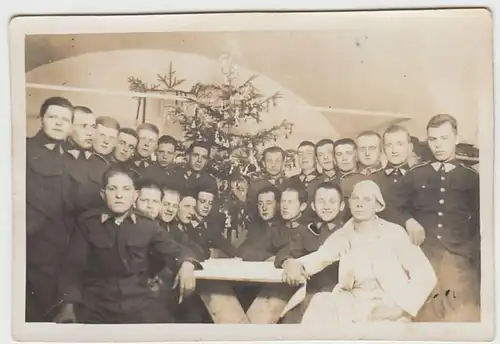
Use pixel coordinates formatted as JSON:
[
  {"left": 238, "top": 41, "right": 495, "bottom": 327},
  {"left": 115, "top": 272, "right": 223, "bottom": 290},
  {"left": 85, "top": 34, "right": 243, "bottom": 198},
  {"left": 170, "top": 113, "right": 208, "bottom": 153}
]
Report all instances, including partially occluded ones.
[{"left": 128, "top": 57, "right": 294, "bottom": 239}]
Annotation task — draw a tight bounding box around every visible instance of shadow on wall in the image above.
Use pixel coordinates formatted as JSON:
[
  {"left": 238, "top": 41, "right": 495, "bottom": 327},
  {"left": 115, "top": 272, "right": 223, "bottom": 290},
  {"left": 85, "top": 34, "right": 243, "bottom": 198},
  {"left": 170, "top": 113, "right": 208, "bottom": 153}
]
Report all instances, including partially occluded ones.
[{"left": 26, "top": 49, "right": 340, "bottom": 149}]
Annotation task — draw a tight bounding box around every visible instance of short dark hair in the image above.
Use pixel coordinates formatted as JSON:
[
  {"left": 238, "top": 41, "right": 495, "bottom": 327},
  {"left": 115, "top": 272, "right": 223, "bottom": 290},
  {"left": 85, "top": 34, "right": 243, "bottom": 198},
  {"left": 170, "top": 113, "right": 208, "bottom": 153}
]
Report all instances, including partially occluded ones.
[
  {"left": 262, "top": 146, "right": 285, "bottom": 160},
  {"left": 39, "top": 97, "right": 73, "bottom": 119},
  {"left": 163, "top": 187, "right": 181, "bottom": 199},
  {"left": 297, "top": 141, "right": 316, "bottom": 150},
  {"left": 158, "top": 135, "right": 178, "bottom": 147},
  {"left": 281, "top": 184, "right": 308, "bottom": 205},
  {"left": 136, "top": 122, "right": 160, "bottom": 136},
  {"left": 313, "top": 181, "right": 343, "bottom": 201},
  {"left": 137, "top": 178, "right": 164, "bottom": 199},
  {"left": 383, "top": 125, "right": 411, "bottom": 143},
  {"left": 256, "top": 185, "right": 281, "bottom": 204},
  {"left": 119, "top": 128, "right": 139, "bottom": 140},
  {"left": 196, "top": 184, "right": 218, "bottom": 199},
  {"left": 187, "top": 141, "right": 212, "bottom": 156},
  {"left": 427, "top": 114, "right": 458, "bottom": 134},
  {"left": 101, "top": 166, "right": 138, "bottom": 189},
  {"left": 357, "top": 130, "right": 382, "bottom": 141},
  {"left": 333, "top": 138, "right": 357, "bottom": 151},
  {"left": 179, "top": 188, "right": 198, "bottom": 201},
  {"left": 96, "top": 116, "right": 120, "bottom": 131},
  {"left": 315, "top": 139, "right": 335, "bottom": 154},
  {"left": 73, "top": 106, "right": 93, "bottom": 114}
]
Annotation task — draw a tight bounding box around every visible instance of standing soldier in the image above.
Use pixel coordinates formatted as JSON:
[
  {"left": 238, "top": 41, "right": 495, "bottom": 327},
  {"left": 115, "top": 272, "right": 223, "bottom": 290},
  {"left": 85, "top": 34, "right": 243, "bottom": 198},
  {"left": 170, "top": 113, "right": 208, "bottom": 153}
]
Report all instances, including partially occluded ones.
[
  {"left": 390, "top": 114, "right": 480, "bottom": 322},
  {"left": 371, "top": 125, "right": 413, "bottom": 221},
  {"left": 141, "top": 135, "right": 178, "bottom": 187},
  {"left": 247, "top": 146, "right": 287, "bottom": 219},
  {"left": 171, "top": 141, "right": 217, "bottom": 196},
  {"left": 333, "top": 138, "right": 358, "bottom": 177},
  {"left": 342, "top": 131, "right": 383, "bottom": 199},
  {"left": 55, "top": 166, "right": 201, "bottom": 324},
  {"left": 77, "top": 116, "right": 120, "bottom": 212},
  {"left": 65, "top": 106, "right": 96, "bottom": 155},
  {"left": 132, "top": 123, "right": 160, "bottom": 176},
  {"left": 26, "top": 96, "right": 74, "bottom": 322},
  {"left": 285, "top": 141, "right": 319, "bottom": 223},
  {"left": 111, "top": 128, "right": 139, "bottom": 169}
]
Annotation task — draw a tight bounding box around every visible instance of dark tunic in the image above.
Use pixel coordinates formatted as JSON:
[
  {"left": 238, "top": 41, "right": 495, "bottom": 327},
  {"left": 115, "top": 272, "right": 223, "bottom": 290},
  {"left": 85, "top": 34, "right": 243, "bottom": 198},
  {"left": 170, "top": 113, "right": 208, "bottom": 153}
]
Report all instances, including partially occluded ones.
[
  {"left": 170, "top": 166, "right": 218, "bottom": 196},
  {"left": 57, "top": 209, "right": 201, "bottom": 324},
  {"left": 387, "top": 160, "right": 480, "bottom": 257},
  {"left": 25, "top": 132, "right": 76, "bottom": 321},
  {"left": 239, "top": 219, "right": 302, "bottom": 263}
]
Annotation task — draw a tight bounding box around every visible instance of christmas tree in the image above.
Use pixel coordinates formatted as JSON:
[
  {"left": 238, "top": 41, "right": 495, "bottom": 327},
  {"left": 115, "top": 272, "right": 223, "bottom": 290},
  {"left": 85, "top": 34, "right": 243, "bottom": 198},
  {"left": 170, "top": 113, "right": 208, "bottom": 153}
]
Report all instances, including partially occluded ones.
[{"left": 128, "top": 57, "right": 295, "bottom": 238}]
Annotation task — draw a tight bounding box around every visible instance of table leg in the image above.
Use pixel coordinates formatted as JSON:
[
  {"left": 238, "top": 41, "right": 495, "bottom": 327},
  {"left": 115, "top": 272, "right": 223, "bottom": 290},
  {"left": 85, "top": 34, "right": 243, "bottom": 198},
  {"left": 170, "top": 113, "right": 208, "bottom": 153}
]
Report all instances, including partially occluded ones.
[
  {"left": 246, "top": 284, "right": 296, "bottom": 324},
  {"left": 197, "top": 280, "right": 250, "bottom": 324}
]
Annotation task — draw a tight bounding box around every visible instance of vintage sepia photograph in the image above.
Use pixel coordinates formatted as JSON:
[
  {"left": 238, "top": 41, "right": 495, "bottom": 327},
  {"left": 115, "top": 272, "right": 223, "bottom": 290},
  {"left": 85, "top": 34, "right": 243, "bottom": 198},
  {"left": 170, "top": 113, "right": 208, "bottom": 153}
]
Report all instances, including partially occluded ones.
[{"left": 10, "top": 8, "right": 495, "bottom": 342}]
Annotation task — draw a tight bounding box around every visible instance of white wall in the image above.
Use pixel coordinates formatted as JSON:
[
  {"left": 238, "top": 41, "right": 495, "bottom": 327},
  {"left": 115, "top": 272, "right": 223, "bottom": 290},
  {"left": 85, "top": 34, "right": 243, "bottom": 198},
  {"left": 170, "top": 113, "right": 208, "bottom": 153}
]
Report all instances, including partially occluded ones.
[{"left": 26, "top": 49, "right": 339, "bottom": 152}]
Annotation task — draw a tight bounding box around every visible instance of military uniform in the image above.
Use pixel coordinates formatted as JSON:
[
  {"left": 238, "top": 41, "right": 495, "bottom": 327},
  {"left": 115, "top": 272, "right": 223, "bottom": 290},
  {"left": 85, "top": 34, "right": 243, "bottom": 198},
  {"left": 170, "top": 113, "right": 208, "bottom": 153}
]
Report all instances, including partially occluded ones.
[
  {"left": 188, "top": 216, "right": 239, "bottom": 259},
  {"left": 388, "top": 160, "right": 480, "bottom": 321},
  {"left": 275, "top": 218, "right": 344, "bottom": 323},
  {"left": 57, "top": 209, "right": 201, "bottom": 324},
  {"left": 25, "top": 132, "right": 74, "bottom": 322},
  {"left": 302, "top": 172, "right": 344, "bottom": 223},
  {"left": 371, "top": 163, "right": 410, "bottom": 224},
  {"left": 170, "top": 166, "right": 218, "bottom": 196},
  {"left": 239, "top": 219, "right": 302, "bottom": 263},
  {"left": 246, "top": 175, "right": 286, "bottom": 221}
]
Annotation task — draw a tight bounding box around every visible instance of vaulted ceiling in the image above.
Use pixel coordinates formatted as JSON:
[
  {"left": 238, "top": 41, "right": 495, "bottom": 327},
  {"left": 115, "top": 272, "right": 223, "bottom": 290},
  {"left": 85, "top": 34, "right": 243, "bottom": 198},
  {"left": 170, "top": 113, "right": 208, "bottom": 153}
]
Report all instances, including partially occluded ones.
[{"left": 24, "top": 10, "right": 490, "bottom": 143}]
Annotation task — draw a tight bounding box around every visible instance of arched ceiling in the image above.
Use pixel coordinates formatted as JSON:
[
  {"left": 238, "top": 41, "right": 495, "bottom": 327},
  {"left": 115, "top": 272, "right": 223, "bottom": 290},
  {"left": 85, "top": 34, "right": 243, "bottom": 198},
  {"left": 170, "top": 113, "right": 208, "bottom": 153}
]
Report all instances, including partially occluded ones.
[{"left": 24, "top": 11, "right": 490, "bottom": 143}]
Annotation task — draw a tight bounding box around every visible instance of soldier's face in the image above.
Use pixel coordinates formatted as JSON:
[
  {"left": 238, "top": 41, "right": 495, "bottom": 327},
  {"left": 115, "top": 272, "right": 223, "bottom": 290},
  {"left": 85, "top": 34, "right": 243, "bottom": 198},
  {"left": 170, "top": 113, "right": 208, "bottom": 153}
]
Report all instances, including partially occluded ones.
[
  {"left": 280, "top": 190, "right": 303, "bottom": 221},
  {"left": 356, "top": 135, "right": 381, "bottom": 168},
  {"left": 137, "top": 129, "right": 159, "bottom": 158},
  {"left": 384, "top": 131, "right": 412, "bottom": 166},
  {"left": 161, "top": 191, "right": 180, "bottom": 223},
  {"left": 188, "top": 147, "right": 209, "bottom": 172},
  {"left": 427, "top": 122, "right": 458, "bottom": 162},
  {"left": 157, "top": 142, "right": 176, "bottom": 168},
  {"left": 334, "top": 144, "right": 357, "bottom": 173},
  {"left": 93, "top": 124, "right": 119, "bottom": 156},
  {"left": 316, "top": 143, "right": 335, "bottom": 172},
  {"left": 71, "top": 110, "right": 96, "bottom": 149},
  {"left": 312, "top": 187, "right": 343, "bottom": 223},
  {"left": 177, "top": 196, "right": 196, "bottom": 224},
  {"left": 297, "top": 145, "right": 316, "bottom": 172},
  {"left": 257, "top": 191, "right": 277, "bottom": 221},
  {"left": 349, "top": 187, "right": 378, "bottom": 221},
  {"left": 102, "top": 173, "right": 138, "bottom": 215},
  {"left": 41, "top": 105, "right": 73, "bottom": 141},
  {"left": 114, "top": 133, "right": 138, "bottom": 162},
  {"left": 136, "top": 187, "right": 162, "bottom": 219},
  {"left": 196, "top": 191, "right": 215, "bottom": 217},
  {"left": 264, "top": 152, "right": 284, "bottom": 176}
]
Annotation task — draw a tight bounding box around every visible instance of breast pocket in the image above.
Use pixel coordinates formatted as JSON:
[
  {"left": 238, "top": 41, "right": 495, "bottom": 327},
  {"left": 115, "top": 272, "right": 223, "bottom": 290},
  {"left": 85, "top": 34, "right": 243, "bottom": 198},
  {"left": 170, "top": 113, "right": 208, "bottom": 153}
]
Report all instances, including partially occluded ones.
[{"left": 125, "top": 235, "right": 150, "bottom": 271}]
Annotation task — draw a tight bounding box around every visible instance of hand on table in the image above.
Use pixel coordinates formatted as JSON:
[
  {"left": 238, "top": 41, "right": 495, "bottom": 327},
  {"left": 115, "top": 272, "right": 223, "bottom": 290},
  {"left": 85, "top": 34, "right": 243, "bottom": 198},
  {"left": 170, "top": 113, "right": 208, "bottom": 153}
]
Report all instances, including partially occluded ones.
[
  {"left": 282, "top": 258, "right": 308, "bottom": 286},
  {"left": 53, "top": 303, "right": 77, "bottom": 323}
]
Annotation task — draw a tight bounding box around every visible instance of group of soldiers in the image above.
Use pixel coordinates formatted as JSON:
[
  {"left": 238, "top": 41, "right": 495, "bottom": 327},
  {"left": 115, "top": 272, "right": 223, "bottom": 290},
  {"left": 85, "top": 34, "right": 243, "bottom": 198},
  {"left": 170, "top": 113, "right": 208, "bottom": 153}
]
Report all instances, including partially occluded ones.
[{"left": 26, "top": 95, "right": 480, "bottom": 324}]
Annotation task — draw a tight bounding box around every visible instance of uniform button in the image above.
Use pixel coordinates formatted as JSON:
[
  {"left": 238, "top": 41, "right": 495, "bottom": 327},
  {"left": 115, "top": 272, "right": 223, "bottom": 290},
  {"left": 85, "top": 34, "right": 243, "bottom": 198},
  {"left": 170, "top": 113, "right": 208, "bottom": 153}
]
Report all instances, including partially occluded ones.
[
  {"left": 441, "top": 176, "right": 446, "bottom": 181},
  {"left": 439, "top": 199, "right": 444, "bottom": 204},
  {"left": 437, "top": 235, "right": 442, "bottom": 240},
  {"left": 437, "top": 224, "right": 443, "bottom": 228},
  {"left": 440, "top": 188, "right": 445, "bottom": 192},
  {"left": 438, "top": 212, "right": 443, "bottom": 216},
  {"left": 393, "top": 179, "right": 398, "bottom": 183}
]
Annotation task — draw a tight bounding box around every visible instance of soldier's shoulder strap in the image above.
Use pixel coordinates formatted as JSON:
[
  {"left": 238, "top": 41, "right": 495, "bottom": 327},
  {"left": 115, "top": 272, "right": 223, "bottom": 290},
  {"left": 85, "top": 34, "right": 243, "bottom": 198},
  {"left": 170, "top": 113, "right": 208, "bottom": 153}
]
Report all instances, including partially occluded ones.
[{"left": 408, "top": 161, "right": 430, "bottom": 172}]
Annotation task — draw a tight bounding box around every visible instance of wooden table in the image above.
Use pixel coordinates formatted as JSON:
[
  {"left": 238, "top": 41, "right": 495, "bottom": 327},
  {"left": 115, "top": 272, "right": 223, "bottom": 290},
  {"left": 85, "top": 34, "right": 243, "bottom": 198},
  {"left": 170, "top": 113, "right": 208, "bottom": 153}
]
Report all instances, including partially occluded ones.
[{"left": 194, "top": 259, "right": 305, "bottom": 324}]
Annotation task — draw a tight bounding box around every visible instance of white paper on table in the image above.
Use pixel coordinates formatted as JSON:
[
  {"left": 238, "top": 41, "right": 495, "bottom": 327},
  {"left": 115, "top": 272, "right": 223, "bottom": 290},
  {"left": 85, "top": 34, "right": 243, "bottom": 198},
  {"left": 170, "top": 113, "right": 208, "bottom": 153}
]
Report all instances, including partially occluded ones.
[{"left": 280, "top": 279, "right": 307, "bottom": 318}]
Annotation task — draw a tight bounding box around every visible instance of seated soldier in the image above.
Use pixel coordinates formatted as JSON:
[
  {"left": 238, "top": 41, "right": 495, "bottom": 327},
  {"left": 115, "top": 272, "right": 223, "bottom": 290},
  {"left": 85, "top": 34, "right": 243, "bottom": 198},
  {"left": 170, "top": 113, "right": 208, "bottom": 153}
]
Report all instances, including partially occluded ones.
[
  {"left": 158, "top": 187, "right": 181, "bottom": 233},
  {"left": 275, "top": 181, "right": 346, "bottom": 323},
  {"left": 240, "top": 183, "right": 307, "bottom": 263},
  {"left": 190, "top": 186, "right": 239, "bottom": 258},
  {"left": 55, "top": 166, "right": 201, "bottom": 324},
  {"left": 238, "top": 185, "right": 281, "bottom": 260},
  {"left": 135, "top": 179, "right": 163, "bottom": 220}
]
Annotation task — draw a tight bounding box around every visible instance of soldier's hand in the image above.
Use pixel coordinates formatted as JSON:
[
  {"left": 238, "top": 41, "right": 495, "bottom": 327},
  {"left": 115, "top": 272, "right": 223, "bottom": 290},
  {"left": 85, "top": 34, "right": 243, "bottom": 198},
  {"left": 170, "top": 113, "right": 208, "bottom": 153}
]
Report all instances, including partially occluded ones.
[
  {"left": 173, "top": 261, "right": 196, "bottom": 303},
  {"left": 53, "top": 303, "right": 77, "bottom": 323},
  {"left": 282, "top": 259, "right": 308, "bottom": 286},
  {"left": 405, "top": 218, "right": 426, "bottom": 246}
]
